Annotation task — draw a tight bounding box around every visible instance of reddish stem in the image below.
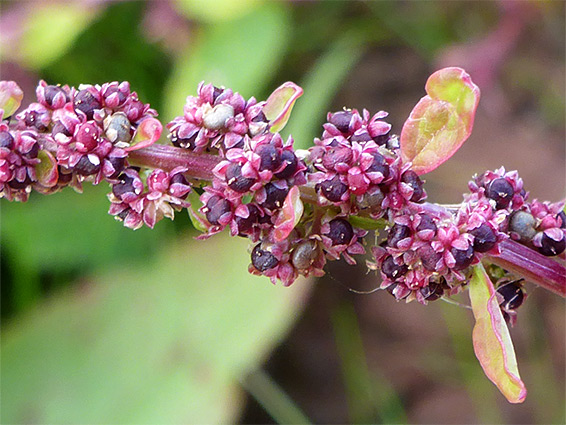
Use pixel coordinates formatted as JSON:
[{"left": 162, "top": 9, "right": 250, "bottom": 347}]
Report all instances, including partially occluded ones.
[
  {"left": 128, "top": 144, "right": 221, "bottom": 181},
  {"left": 486, "top": 239, "right": 566, "bottom": 298}
]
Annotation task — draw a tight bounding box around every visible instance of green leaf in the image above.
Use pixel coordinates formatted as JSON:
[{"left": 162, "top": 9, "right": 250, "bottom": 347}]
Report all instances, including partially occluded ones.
[
  {"left": 400, "top": 67, "right": 480, "bottom": 175},
  {"left": 348, "top": 215, "right": 388, "bottom": 231},
  {"left": 1, "top": 234, "right": 313, "bottom": 423},
  {"left": 0, "top": 81, "right": 24, "bottom": 117},
  {"left": 469, "top": 263, "right": 527, "bottom": 404},
  {"left": 263, "top": 82, "right": 303, "bottom": 133},
  {"left": 34, "top": 150, "right": 58, "bottom": 187},
  {"left": 163, "top": 2, "right": 291, "bottom": 123},
  {"left": 10, "top": 4, "right": 96, "bottom": 69}
]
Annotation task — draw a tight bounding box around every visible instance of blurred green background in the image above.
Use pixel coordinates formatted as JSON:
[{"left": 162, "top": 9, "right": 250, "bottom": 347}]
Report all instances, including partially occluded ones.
[{"left": 0, "top": 1, "right": 564, "bottom": 423}]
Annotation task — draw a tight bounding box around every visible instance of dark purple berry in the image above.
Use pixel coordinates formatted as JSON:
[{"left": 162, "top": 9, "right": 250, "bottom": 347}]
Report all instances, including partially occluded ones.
[
  {"left": 382, "top": 255, "right": 408, "bottom": 280},
  {"left": 44, "top": 85, "right": 69, "bottom": 107},
  {"left": 557, "top": 211, "right": 566, "bottom": 229},
  {"left": 486, "top": 178, "right": 514, "bottom": 209},
  {"left": 327, "top": 218, "right": 353, "bottom": 245},
  {"left": 450, "top": 245, "right": 475, "bottom": 270},
  {"left": 107, "top": 156, "right": 126, "bottom": 179},
  {"left": 171, "top": 132, "right": 198, "bottom": 149},
  {"left": 420, "top": 278, "right": 446, "bottom": 301},
  {"left": 387, "top": 224, "right": 411, "bottom": 248},
  {"left": 417, "top": 245, "right": 441, "bottom": 271},
  {"left": 366, "top": 152, "right": 389, "bottom": 179},
  {"left": 251, "top": 244, "right": 279, "bottom": 272},
  {"left": 225, "top": 163, "right": 255, "bottom": 193},
  {"left": 113, "top": 172, "right": 138, "bottom": 198},
  {"left": 317, "top": 175, "right": 348, "bottom": 202},
  {"left": 470, "top": 223, "right": 497, "bottom": 253},
  {"left": 204, "top": 195, "right": 231, "bottom": 226},
  {"left": 23, "top": 111, "right": 48, "bottom": 131},
  {"left": 51, "top": 121, "right": 72, "bottom": 138},
  {"left": 74, "top": 89, "right": 101, "bottom": 120},
  {"left": 496, "top": 280, "right": 524, "bottom": 311},
  {"left": 235, "top": 205, "right": 261, "bottom": 236},
  {"left": 416, "top": 214, "right": 437, "bottom": 234},
  {"left": 538, "top": 233, "right": 566, "bottom": 256},
  {"left": 350, "top": 131, "right": 372, "bottom": 143},
  {"left": 372, "top": 131, "right": 390, "bottom": 146},
  {"left": 401, "top": 170, "right": 425, "bottom": 202},
  {"left": 257, "top": 144, "right": 282, "bottom": 172},
  {"left": 329, "top": 111, "right": 353, "bottom": 133},
  {"left": 508, "top": 211, "right": 536, "bottom": 242},
  {"left": 321, "top": 147, "right": 353, "bottom": 171},
  {"left": 274, "top": 150, "right": 298, "bottom": 180},
  {"left": 263, "top": 183, "right": 288, "bottom": 210},
  {"left": 291, "top": 240, "right": 320, "bottom": 270},
  {"left": 0, "top": 131, "right": 14, "bottom": 149},
  {"left": 74, "top": 154, "right": 101, "bottom": 176}
]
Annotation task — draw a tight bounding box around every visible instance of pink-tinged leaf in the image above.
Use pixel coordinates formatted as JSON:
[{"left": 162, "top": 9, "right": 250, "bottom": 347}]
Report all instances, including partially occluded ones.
[
  {"left": 469, "top": 263, "right": 527, "bottom": 404},
  {"left": 0, "top": 81, "right": 24, "bottom": 118},
  {"left": 400, "top": 67, "right": 480, "bottom": 175},
  {"left": 273, "top": 186, "right": 303, "bottom": 242},
  {"left": 126, "top": 117, "right": 163, "bottom": 151},
  {"left": 35, "top": 150, "right": 58, "bottom": 187},
  {"left": 262, "top": 82, "right": 303, "bottom": 133}
]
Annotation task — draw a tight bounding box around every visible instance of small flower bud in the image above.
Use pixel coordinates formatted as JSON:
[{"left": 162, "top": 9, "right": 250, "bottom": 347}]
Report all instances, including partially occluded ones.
[
  {"left": 327, "top": 218, "right": 353, "bottom": 246},
  {"left": 387, "top": 224, "right": 411, "bottom": 248},
  {"left": 204, "top": 195, "right": 231, "bottom": 225},
  {"left": 382, "top": 255, "right": 408, "bottom": 280},
  {"left": 317, "top": 175, "right": 348, "bottom": 202},
  {"left": 329, "top": 110, "right": 353, "bottom": 133},
  {"left": 450, "top": 245, "right": 475, "bottom": 270},
  {"left": 225, "top": 163, "right": 255, "bottom": 193},
  {"left": 496, "top": 280, "right": 524, "bottom": 311},
  {"left": 538, "top": 232, "right": 566, "bottom": 257},
  {"left": 486, "top": 177, "right": 514, "bottom": 209},
  {"left": 257, "top": 144, "right": 282, "bottom": 172},
  {"left": 470, "top": 223, "right": 497, "bottom": 253},
  {"left": 263, "top": 183, "right": 288, "bottom": 210},
  {"left": 75, "top": 122, "right": 101, "bottom": 152},
  {"left": 74, "top": 88, "right": 102, "bottom": 120},
  {"left": 74, "top": 154, "right": 101, "bottom": 176},
  {"left": 401, "top": 170, "right": 425, "bottom": 202},
  {"left": 104, "top": 112, "right": 132, "bottom": 147},
  {"left": 203, "top": 104, "right": 234, "bottom": 130},
  {"left": 274, "top": 150, "right": 299, "bottom": 180}
]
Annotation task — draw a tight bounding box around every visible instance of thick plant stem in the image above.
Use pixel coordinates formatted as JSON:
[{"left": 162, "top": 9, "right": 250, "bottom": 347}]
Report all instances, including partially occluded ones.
[
  {"left": 128, "top": 144, "right": 221, "bottom": 181},
  {"left": 487, "top": 239, "right": 566, "bottom": 298},
  {"left": 127, "top": 144, "right": 566, "bottom": 298}
]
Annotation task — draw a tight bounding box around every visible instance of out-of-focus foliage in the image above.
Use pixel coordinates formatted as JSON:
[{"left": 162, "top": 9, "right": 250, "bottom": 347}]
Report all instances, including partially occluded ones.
[{"left": 1, "top": 234, "right": 312, "bottom": 423}]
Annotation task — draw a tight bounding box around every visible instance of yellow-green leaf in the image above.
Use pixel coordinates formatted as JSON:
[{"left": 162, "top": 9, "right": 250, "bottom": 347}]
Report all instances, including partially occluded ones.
[{"left": 469, "top": 263, "right": 527, "bottom": 403}]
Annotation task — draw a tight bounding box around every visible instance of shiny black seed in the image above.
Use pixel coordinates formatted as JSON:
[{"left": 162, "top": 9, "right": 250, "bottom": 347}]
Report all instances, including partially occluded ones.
[
  {"left": 329, "top": 111, "right": 353, "bottom": 133},
  {"left": 417, "top": 245, "right": 441, "bottom": 271},
  {"left": 226, "top": 163, "right": 255, "bottom": 193},
  {"left": 292, "top": 240, "right": 319, "bottom": 270},
  {"left": 235, "top": 205, "right": 261, "bottom": 236},
  {"left": 401, "top": 170, "right": 425, "bottom": 202},
  {"left": 274, "top": 150, "right": 298, "bottom": 180},
  {"left": 251, "top": 244, "right": 278, "bottom": 272},
  {"left": 420, "top": 279, "right": 445, "bottom": 301},
  {"left": 51, "top": 121, "right": 71, "bottom": 138},
  {"left": 450, "top": 245, "right": 475, "bottom": 270},
  {"left": 44, "top": 85, "right": 69, "bottom": 106},
  {"left": 366, "top": 152, "right": 389, "bottom": 179},
  {"left": 321, "top": 147, "right": 353, "bottom": 171},
  {"left": 107, "top": 156, "right": 125, "bottom": 179},
  {"left": 171, "top": 132, "right": 198, "bottom": 150},
  {"left": 263, "top": 183, "right": 288, "bottom": 210},
  {"left": 486, "top": 178, "right": 514, "bottom": 209},
  {"left": 350, "top": 131, "right": 372, "bottom": 143},
  {"left": 257, "top": 144, "right": 282, "bottom": 172},
  {"left": 382, "top": 255, "right": 408, "bottom": 280},
  {"left": 0, "top": 131, "right": 14, "bottom": 149},
  {"left": 112, "top": 173, "right": 137, "bottom": 198},
  {"left": 212, "top": 86, "right": 223, "bottom": 103},
  {"left": 509, "top": 211, "right": 536, "bottom": 242},
  {"left": 24, "top": 111, "right": 48, "bottom": 131},
  {"left": 327, "top": 218, "right": 353, "bottom": 245},
  {"left": 75, "top": 155, "right": 100, "bottom": 176},
  {"left": 497, "top": 281, "right": 524, "bottom": 311},
  {"left": 205, "top": 195, "right": 231, "bottom": 225},
  {"left": 538, "top": 233, "right": 566, "bottom": 256},
  {"left": 470, "top": 223, "right": 497, "bottom": 253},
  {"left": 317, "top": 175, "right": 348, "bottom": 202},
  {"left": 387, "top": 224, "right": 411, "bottom": 248},
  {"left": 74, "top": 90, "right": 101, "bottom": 120},
  {"left": 416, "top": 214, "right": 437, "bottom": 234},
  {"left": 8, "top": 173, "right": 33, "bottom": 189},
  {"left": 252, "top": 111, "right": 267, "bottom": 123}
]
